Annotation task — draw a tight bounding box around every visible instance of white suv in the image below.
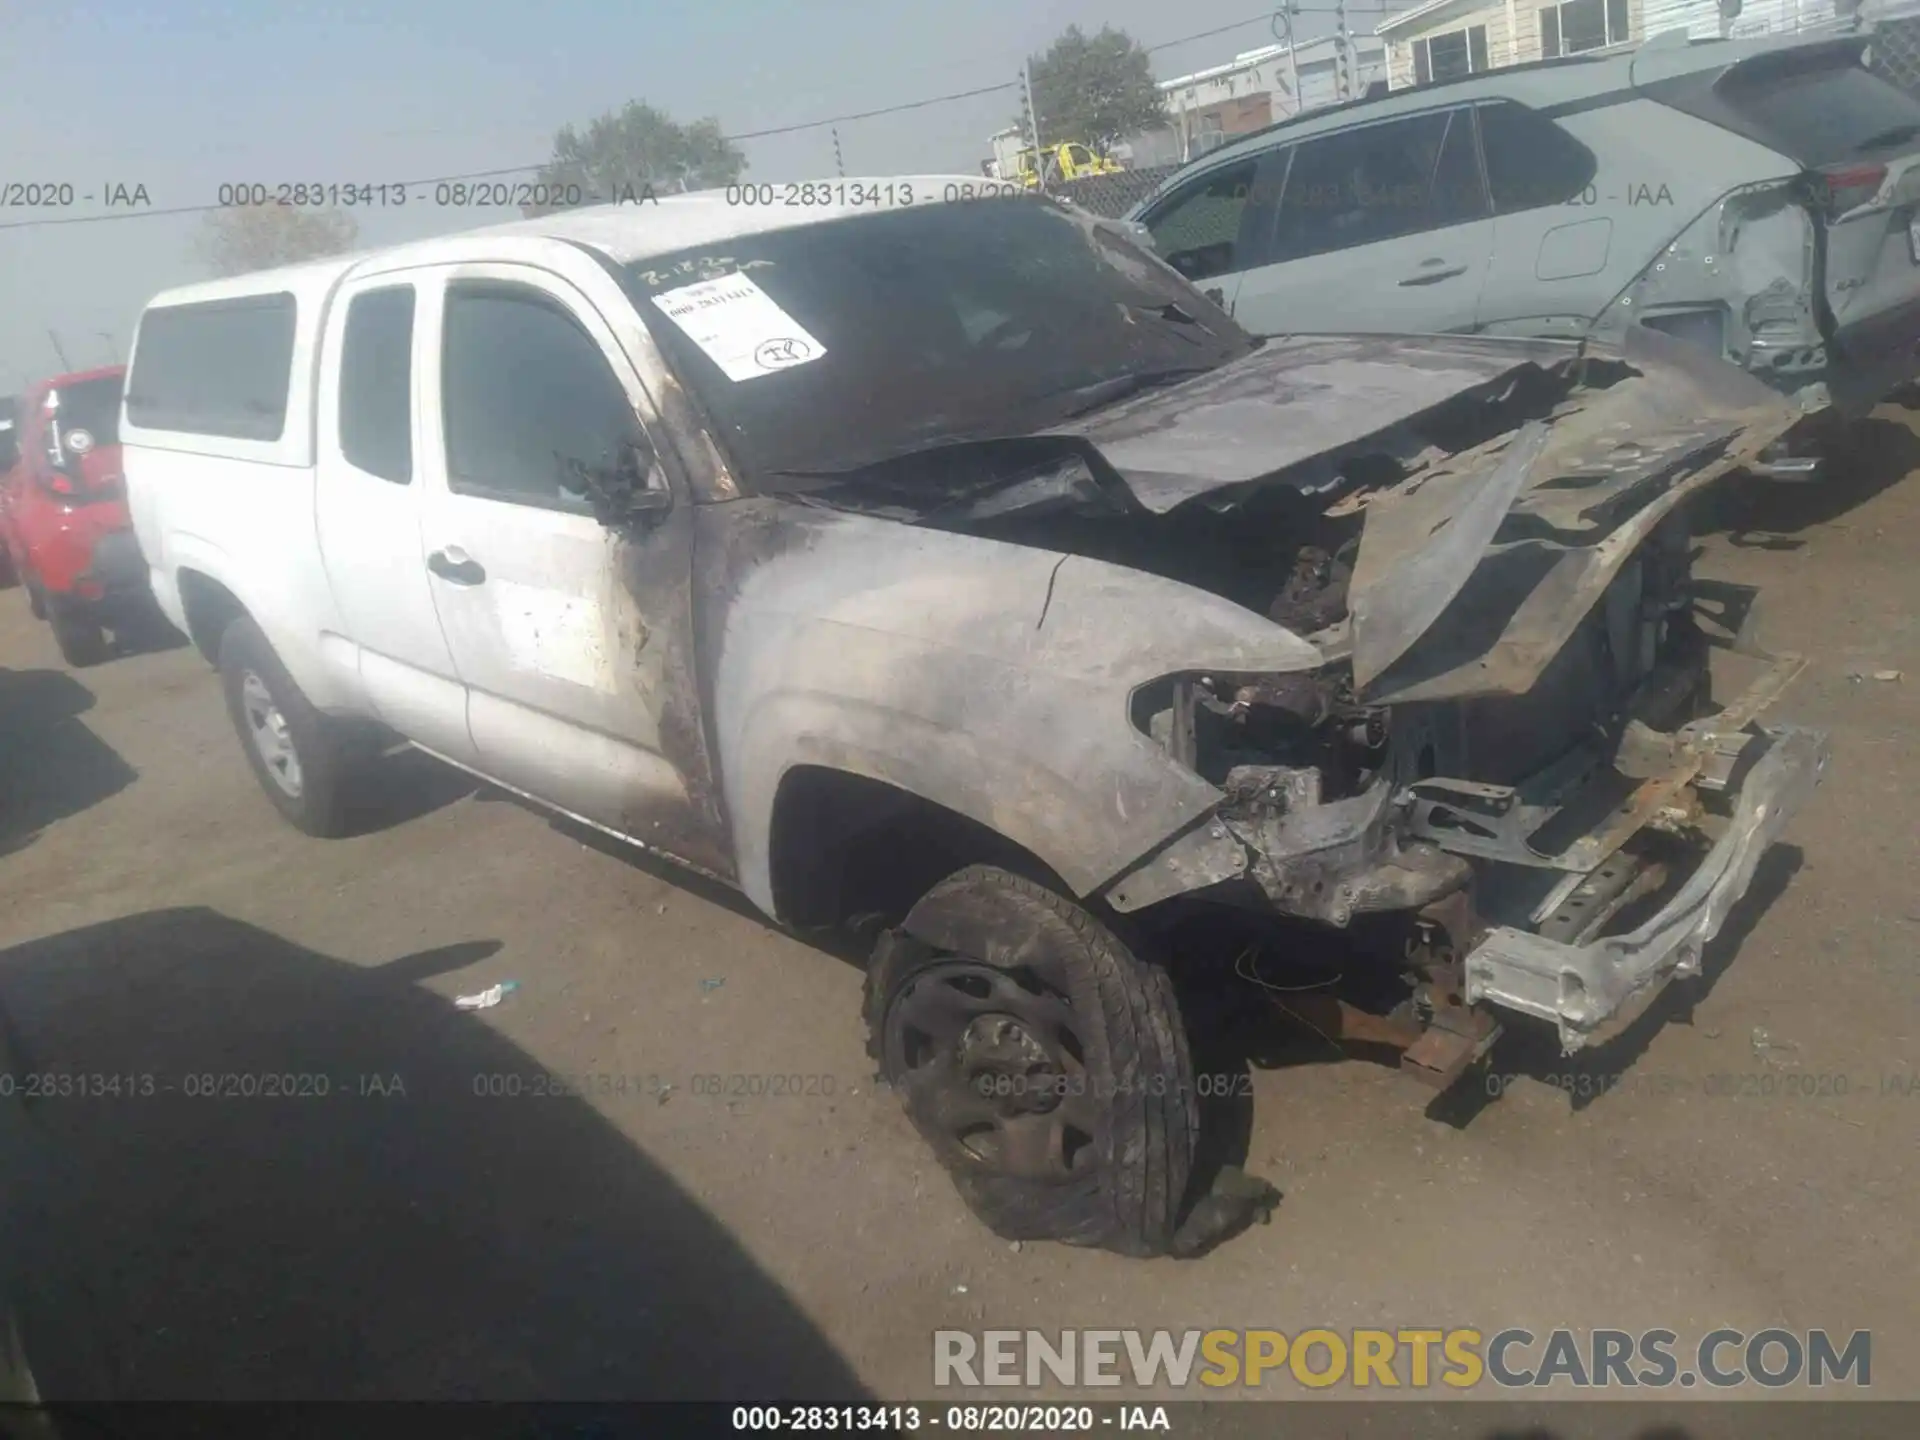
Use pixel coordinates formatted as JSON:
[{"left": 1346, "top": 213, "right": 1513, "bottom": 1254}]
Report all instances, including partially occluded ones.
[{"left": 121, "top": 180, "right": 1826, "bottom": 1257}]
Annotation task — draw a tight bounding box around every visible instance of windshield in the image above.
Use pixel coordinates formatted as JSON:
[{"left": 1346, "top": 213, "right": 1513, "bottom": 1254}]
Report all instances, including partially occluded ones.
[
  {"left": 624, "top": 197, "right": 1253, "bottom": 486},
  {"left": 49, "top": 375, "right": 125, "bottom": 449}
]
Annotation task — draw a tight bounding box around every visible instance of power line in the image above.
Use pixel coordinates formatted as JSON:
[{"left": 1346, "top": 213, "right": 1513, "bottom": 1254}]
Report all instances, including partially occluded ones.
[
  {"left": 0, "top": 8, "right": 1405, "bottom": 235},
  {"left": 724, "top": 79, "right": 1018, "bottom": 140}
]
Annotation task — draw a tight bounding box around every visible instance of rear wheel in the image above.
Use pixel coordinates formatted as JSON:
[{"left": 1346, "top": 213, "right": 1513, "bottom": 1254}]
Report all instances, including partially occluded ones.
[
  {"left": 218, "top": 616, "right": 356, "bottom": 837},
  {"left": 866, "top": 864, "right": 1197, "bottom": 1256},
  {"left": 46, "top": 597, "right": 109, "bottom": 667},
  {"left": 23, "top": 571, "right": 46, "bottom": 621}
]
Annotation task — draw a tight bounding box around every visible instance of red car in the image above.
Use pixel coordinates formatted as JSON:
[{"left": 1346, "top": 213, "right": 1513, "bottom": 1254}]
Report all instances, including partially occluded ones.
[{"left": 0, "top": 366, "right": 145, "bottom": 666}]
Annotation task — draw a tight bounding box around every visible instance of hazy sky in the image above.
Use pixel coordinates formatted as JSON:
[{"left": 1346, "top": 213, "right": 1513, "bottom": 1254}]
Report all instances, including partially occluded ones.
[{"left": 0, "top": 0, "right": 1389, "bottom": 386}]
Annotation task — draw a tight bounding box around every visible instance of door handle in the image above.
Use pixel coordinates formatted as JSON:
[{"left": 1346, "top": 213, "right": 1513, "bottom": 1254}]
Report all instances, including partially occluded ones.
[
  {"left": 427, "top": 547, "right": 486, "bottom": 586},
  {"left": 1399, "top": 263, "right": 1469, "bottom": 287}
]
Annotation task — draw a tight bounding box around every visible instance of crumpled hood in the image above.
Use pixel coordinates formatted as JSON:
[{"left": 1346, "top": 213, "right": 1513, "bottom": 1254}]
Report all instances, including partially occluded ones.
[
  {"left": 1344, "top": 324, "right": 1802, "bottom": 702},
  {"left": 1043, "top": 332, "right": 1585, "bottom": 514},
  {"left": 1053, "top": 324, "right": 1801, "bottom": 705}
]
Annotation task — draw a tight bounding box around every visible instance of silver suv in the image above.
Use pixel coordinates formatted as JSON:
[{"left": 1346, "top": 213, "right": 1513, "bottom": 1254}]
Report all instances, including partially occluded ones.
[{"left": 1128, "top": 30, "right": 1920, "bottom": 474}]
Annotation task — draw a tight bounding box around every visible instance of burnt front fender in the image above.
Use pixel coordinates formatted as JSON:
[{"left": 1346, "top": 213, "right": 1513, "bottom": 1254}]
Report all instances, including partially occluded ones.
[{"left": 699, "top": 501, "right": 1323, "bottom": 919}]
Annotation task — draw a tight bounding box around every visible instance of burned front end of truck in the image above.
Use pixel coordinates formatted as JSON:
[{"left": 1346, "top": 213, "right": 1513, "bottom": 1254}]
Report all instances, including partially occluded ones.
[
  {"left": 632, "top": 193, "right": 1829, "bottom": 1120},
  {"left": 1050, "top": 326, "right": 1833, "bottom": 1080}
]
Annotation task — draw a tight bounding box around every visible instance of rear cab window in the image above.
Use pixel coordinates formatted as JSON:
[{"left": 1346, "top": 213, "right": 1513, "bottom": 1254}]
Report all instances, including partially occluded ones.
[
  {"left": 126, "top": 294, "right": 297, "bottom": 441},
  {"left": 338, "top": 287, "right": 415, "bottom": 484}
]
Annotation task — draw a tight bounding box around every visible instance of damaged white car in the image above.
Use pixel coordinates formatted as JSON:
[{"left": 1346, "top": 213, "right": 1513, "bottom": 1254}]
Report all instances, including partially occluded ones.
[{"left": 122, "top": 182, "right": 1830, "bottom": 1258}]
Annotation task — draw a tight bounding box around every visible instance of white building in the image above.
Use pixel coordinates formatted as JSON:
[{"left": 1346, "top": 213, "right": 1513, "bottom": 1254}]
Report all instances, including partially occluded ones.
[
  {"left": 1156, "top": 39, "right": 1388, "bottom": 161},
  {"left": 1375, "top": 0, "right": 1863, "bottom": 89}
]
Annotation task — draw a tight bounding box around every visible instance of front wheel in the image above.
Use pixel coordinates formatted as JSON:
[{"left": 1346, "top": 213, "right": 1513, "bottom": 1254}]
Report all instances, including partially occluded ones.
[
  {"left": 218, "top": 616, "right": 357, "bottom": 837},
  {"left": 866, "top": 865, "right": 1197, "bottom": 1256}
]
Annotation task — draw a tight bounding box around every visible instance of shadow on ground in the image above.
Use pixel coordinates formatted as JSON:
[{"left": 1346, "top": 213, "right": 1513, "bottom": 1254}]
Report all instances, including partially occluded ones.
[
  {"left": 0, "top": 908, "right": 872, "bottom": 1402},
  {"left": 0, "top": 668, "right": 137, "bottom": 858},
  {"left": 335, "top": 746, "right": 479, "bottom": 838},
  {"left": 106, "top": 605, "right": 193, "bottom": 664},
  {"left": 1697, "top": 414, "right": 1920, "bottom": 548}
]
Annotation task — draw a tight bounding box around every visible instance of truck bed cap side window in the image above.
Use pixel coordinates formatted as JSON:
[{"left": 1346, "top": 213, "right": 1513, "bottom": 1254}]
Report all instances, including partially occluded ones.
[
  {"left": 338, "top": 287, "right": 415, "bottom": 484},
  {"left": 125, "top": 292, "right": 296, "bottom": 442},
  {"left": 440, "top": 282, "right": 640, "bottom": 511}
]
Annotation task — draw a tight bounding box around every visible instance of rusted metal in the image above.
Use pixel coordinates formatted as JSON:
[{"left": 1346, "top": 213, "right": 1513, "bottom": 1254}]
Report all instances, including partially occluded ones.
[
  {"left": 1535, "top": 849, "right": 1671, "bottom": 946},
  {"left": 1274, "top": 992, "right": 1427, "bottom": 1052},
  {"left": 1553, "top": 650, "right": 1806, "bottom": 873},
  {"left": 1401, "top": 1006, "right": 1503, "bottom": 1090},
  {"left": 1395, "top": 887, "right": 1504, "bottom": 1089},
  {"left": 1412, "top": 887, "right": 1488, "bottom": 976}
]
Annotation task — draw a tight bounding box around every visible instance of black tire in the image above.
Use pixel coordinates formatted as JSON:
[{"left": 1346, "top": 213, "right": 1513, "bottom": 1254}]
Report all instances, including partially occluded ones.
[
  {"left": 23, "top": 572, "right": 47, "bottom": 621},
  {"left": 866, "top": 864, "right": 1197, "bottom": 1257},
  {"left": 46, "top": 598, "right": 109, "bottom": 668},
  {"left": 217, "top": 616, "right": 355, "bottom": 837}
]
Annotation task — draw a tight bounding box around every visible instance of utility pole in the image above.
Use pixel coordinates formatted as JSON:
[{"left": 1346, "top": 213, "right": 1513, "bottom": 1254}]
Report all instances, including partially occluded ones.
[
  {"left": 1334, "top": 0, "right": 1354, "bottom": 102},
  {"left": 46, "top": 330, "right": 72, "bottom": 372},
  {"left": 1271, "top": 5, "right": 1303, "bottom": 118},
  {"left": 1021, "top": 61, "right": 1045, "bottom": 193},
  {"left": 832, "top": 127, "right": 845, "bottom": 179}
]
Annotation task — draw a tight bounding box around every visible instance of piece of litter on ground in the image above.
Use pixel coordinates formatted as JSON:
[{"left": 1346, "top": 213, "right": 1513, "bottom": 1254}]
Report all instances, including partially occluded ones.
[
  {"left": 454, "top": 981, "right": 519, "bottom": 1011},
  {"left": 1872, "top": 669, "right": 1902, "bottom": 682},
  {"left": 657, "top": 903, "right": 668, "bottom": 915},
  {"left": 1750, "top": 1025, "right": 1798, "bottom": 1063},
  {"left": 1008, "top": 1240, "right": 1022, "bottom": 1254},
  {"left": 699, "top": 977, "right": 725, "bottom": 993},
  {"left": 953, "top": 1284, "right": 969, "bottom": 1295}
]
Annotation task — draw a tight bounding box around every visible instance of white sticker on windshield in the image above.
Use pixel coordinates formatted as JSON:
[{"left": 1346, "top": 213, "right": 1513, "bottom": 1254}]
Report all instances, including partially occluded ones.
[{"left": 650, "top": 273, "right": 827, "bottom": 383}]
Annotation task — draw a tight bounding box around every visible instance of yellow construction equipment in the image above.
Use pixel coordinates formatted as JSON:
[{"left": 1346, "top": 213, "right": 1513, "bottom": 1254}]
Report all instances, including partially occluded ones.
[{"left": 1012, "top": 142, "right": 1125, "bottom": 188}]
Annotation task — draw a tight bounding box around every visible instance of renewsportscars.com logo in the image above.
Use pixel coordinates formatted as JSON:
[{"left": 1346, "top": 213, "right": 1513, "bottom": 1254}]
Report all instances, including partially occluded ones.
[{"left": 932, "top": 1328, "right": 1872, "bottom": 1391}]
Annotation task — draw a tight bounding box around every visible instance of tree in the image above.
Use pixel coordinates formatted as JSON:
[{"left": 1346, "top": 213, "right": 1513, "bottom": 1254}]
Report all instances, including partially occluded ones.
[
  {"left": 522, "top": 101, "right": 746, "bottom": 215},
  {"left": 194, "top": 205, "right": 358, "bottom": 277},
  {"left": 1026, "top": 25, "right": 1166, "bottom": 152}
]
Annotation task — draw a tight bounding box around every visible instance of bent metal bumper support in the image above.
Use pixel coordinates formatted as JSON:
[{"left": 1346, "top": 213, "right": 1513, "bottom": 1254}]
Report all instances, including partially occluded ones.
[{"left": 1462, "top": 723, "right": 1830, "bottom": 1054}]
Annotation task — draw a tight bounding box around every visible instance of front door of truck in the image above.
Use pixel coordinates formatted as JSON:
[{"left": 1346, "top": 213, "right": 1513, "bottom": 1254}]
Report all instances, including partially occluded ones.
[
  {"left": 411, "top": 261, "right": 732, "bottom": 878},
  {"left": 313, "top": 275, "right": 480, "bottom": 765}
]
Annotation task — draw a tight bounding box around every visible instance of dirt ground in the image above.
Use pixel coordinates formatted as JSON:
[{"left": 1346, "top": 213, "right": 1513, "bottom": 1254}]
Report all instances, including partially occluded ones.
[{"left": 0, "top": 408, "right": 1915, "bottom": 1408}]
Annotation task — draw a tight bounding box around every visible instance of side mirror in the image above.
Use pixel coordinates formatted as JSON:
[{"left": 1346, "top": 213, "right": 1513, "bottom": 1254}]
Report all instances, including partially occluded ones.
[
  {"left": 563, "top": 436, "right": 674, "bottom": 530},
  {"left": 627, "top": 480, "right": 673, "bottom": 517},
  {"left": 624, "top": 436, "right": 673, "bottom": 526}
]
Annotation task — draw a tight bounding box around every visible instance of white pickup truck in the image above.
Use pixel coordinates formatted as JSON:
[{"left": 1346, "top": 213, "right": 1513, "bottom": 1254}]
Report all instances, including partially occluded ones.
[{"left": 123, "top": 180, "right": 1827, "bottom": 1257}]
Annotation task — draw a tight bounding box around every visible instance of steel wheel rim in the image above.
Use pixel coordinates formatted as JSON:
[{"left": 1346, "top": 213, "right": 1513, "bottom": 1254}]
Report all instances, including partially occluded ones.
[
  {"left": 884, "top": 957, "right": 1103, "bottom": 1184},
  {"left": 240, "top": 671, "right": 303, "bottom": 798}
]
